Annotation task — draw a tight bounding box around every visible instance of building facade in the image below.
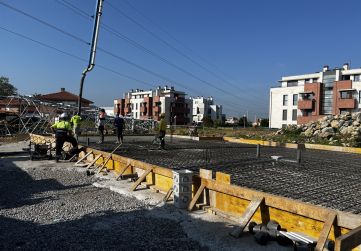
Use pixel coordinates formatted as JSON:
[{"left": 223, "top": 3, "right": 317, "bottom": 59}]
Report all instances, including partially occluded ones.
[
  {"left": 269, "top": 64, "right": 361, "bottom": 128},
  {"left": 114, "top": 86, "right": 192, "bottom": 125},
  {"left": 191, "top": 96, "right": 223, "bottom": 124}
]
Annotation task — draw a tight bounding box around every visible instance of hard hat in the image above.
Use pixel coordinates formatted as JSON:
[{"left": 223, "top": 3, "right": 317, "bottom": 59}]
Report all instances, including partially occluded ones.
[{"left": 60, "top": 113, "right": 68, "bottom": 119}]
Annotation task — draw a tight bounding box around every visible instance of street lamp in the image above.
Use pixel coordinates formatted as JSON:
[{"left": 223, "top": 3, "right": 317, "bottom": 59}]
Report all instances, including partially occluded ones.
[{"left": 243, "top": 114, "right": 246, "bottom": 128}]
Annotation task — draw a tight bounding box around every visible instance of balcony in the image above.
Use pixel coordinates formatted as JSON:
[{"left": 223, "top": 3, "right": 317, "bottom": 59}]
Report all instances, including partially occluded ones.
[
  {"left": 171, "top": 106, "right": 188, "bottom": 113},
  {"left": 140, "top": 106, "right": 147, "bottom": 113},
  {"left": 337, "top": 98, "right": 356, "bottom": 109},
  {"left": 297, "top": 115, "right": 324, "bottom": 125},
  {"left": 153, "top": 106, "right": 161, "bottom": 113},
  {"left": 124, "top": 107, "right": 131, "bottom": 113},
  {"left": 298, "top": 99, "right": 313, "bottom": 110},
  {"left": 174, "top": 97, "right": 185, "bottom": 103}
]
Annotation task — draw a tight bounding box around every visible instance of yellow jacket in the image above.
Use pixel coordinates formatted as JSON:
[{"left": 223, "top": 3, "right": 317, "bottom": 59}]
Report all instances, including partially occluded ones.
[
  {"left": 159, "top": 118, "right": 166, "bottom": 131},
  {"left": 52, "top": 121, "right": 72, "bottom": 131}
]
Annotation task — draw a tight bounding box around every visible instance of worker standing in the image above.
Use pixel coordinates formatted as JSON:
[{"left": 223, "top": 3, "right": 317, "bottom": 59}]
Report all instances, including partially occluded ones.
[
  {"left": 51, "top": 113, "right": 78, "bottom": 162},
  {"left": 70, "top": 112, "right": 82, "bottom": 140},
  {"left": 114, "top": 113, "right": 124, "bottom": 144},
  {"left": 97, "top": 108, "right": 106, "bottom": 143},
  {"left": 158, "top": 113, "right": 166, "bottom": 150}
]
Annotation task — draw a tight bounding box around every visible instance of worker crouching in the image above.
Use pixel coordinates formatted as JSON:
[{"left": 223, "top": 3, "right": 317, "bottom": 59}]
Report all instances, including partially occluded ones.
[{"left": 52, "top": 113, "right": 78, "bottom": 162}]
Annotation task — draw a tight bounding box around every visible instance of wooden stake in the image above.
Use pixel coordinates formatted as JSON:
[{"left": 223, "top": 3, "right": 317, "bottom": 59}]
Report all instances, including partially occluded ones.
[
  {"left": 315, "top": 212, "right": 337, "bottom": 251},
  {"left": 229, "top": 197, "right": 265, "bottom": 238},
  {"left": 188, "top": 184, "right": 206, "bottom": 211},
  {"left": 131, "top": 167, "right": 153, "bottom": 191}
]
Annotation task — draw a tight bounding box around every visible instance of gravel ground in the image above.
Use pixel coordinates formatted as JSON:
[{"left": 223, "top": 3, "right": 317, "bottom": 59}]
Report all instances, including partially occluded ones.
[{"left": 0, "top": 149, "right": 205, "bottom": 250}]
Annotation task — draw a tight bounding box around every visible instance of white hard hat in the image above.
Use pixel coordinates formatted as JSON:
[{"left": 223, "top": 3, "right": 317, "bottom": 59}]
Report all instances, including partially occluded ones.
[{"left": 60, "top": 113, "right": 68, "bottom": 118}]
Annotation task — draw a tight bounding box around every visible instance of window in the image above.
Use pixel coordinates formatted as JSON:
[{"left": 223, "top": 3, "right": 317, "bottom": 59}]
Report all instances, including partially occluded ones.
[
  {"left": 305, "top": 79, "right": 311, "bottom": 84},
  {"left": 282, "top": 110, "right": 287, "bottom": 120},
  {"left": 293, "top": 94, "right": 298, "bottom": 106},
  {"left": 313, "top": 78, "right": 318, "bottom": 83},
  {"left": 354, "top": 75, "right": 360, "bottom": 82},
  {"left": 287, "top": 81, "right": 298, "bottom": 87},
  {"left": 283, "top": 95, "right": 288, "bottom": 106},
  {"left": 136, "top": 103, "right": 138, "bottom": 109},
  {"left": 341, "top": 75, "right": 350, "bottom": 80},
  {"left": 135, "top": 112, "right": 138, "bottom": 118},
  {"left": 292, "top": 109, "right": 297, "bottom": 121},
  {"left": 340, "top": 91, "right": 352, "bottom": 99}
]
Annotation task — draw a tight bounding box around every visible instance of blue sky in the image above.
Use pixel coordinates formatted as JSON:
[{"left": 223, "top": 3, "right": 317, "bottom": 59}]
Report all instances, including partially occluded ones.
[{"left": 1, "top": 0, "right": 361, "bottom": 118}]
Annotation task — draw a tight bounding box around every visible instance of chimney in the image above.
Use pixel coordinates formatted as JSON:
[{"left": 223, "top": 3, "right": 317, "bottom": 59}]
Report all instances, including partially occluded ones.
[
  {"left": 323, "top": 65, "right": 329, "bottom": 72},
  {"left": 60, "top": 88, "right": 65, "bottom": 92},
  {"left": 343, "top": 63, "right": 349, "bottom": 71}
]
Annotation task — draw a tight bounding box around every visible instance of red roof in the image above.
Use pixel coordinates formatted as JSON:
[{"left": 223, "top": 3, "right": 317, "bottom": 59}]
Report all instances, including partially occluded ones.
[{"left": 40, "top": 90, "right": 93, "bottom": 104}]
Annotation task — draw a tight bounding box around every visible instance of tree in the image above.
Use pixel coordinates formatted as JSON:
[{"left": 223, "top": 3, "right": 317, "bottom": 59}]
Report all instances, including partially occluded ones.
[
  {"left": 0, "top": 77, "right": 17, "bottom": 96},
  {"left": 202, "top": 116, "right": 213, "bottom": 127},
  {"left": 260, "top": 118, "right": 269, "bottom": 127},
  {"left": 238, "top": 116, "right": 248, "bottom": 127}
]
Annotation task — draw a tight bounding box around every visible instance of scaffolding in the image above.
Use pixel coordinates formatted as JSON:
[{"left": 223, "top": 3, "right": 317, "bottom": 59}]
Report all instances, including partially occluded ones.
[{"left": 0, "top": 95, "right": 156, "bottom": 136}]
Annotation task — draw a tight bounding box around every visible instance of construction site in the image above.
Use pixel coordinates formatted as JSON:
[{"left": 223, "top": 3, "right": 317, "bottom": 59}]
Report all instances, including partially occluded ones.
[
  {"left": 2, "top": 0, "right": 361, "bottom": 250},
  {"left": 0, "top": 91, "right": 360, "bottom": 250}
]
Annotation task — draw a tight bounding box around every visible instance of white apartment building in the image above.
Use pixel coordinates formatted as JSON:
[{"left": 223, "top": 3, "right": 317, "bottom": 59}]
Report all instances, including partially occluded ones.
[
  {"left": 191, "top": 96, "right": 223, "bottom": 123},
  {"left": 270, "top": 64, "right": 361, "bottom": 128}
]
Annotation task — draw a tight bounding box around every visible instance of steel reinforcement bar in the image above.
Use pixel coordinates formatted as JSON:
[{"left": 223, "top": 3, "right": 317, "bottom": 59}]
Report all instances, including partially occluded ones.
[{"left": 29, "top": 134, "right": 361, "bottom": 250}]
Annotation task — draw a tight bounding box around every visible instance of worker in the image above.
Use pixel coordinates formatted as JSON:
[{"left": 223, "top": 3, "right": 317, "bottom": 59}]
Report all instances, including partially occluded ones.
[
  {"left": 114, "top": 113, "right": 124, "bottom": 144},
  {"left": 97, "top": 108, "right": 106, "bottom": 143},
  {"left": 51, "top": 113, "right": 78, "bottom": 162},
  {"left": 158, "top": 113, "right": 166, "bottom": 149},
  {"left": 70, "top": 112, "right": 82, "bottom": 140}
]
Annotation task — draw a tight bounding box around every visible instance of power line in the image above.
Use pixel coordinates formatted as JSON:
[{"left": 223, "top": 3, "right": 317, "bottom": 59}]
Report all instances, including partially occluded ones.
[
  {"left": 0, "top": 25, "right": 152, "bottom": 89},
  {"left": 107, "top": 1, "right": 257, "bottom": 95},
  {"left": 53, "top": 0, "right": 247, "bottom": 102},
  {"left": 1, "top": 2, "right": 248, "bottom": 114},
  {"left": 54, "top": 0, "right": 93, "bottom": 20},
  {"left": 0, "top": 1, "right": 90, "bottom": 45},
  {"left": 121, "top": 0, "right": 243, "bottom": 90}
]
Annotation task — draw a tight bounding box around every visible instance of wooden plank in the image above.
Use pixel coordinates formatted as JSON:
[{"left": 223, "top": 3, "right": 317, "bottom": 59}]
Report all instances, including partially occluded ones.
[
  {"left": 335, "top": 225, "right": 361, "bottom": 251},
  {"left": 216, "top": 172, "right": 231, "bottom": 184},
  {"left": 203, "top": 178, "right": 332, "bottom": 225},
  {"left": 97, "top": 154, "right": 112, "bottom": 174},
  {"left": 188, "top": 184, "right": 206, "bottom": 211},
  {"left": 82, "top": 147, "right": 173, "bottom": 178},
  {"left": 74, "top": 151, "right": 92, "bottom": 166},
  {"left": 86, "top": 154, "right": 101, "bottom": 169},
  {"left": 163, "top": 188, "right": 173, "bottom": 202},
  {"left": 200, "top": 169, "right": 213, "bottom": 206},
  {"left": 131, "top": 167, "right": 153, "bottom": 191},
  {"left": 229, "top": 197, "right": 265, "bottom": 238},
  {"left": 115, "top": 164, "right": 132, "bottom": 180},
  {"left": 315, "top": 212, "right": 336, "bottom": 251}
]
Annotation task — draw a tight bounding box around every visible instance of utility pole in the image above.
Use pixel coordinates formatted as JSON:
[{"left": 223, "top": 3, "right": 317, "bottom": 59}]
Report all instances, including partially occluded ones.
[{"left": 77, "top": 0, "right": 103, "bottom": 115}]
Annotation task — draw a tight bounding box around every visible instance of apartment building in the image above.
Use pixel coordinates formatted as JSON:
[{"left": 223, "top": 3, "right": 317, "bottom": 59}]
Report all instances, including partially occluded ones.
[
  {"left": 269, "top": 63, "right": 361, "bottom": 128},
  {"left": 114, "top": 86, "right": 192, "bottom": 125},
  {"left": 191, "top": 96, "right": 223, "bottom": 123}
]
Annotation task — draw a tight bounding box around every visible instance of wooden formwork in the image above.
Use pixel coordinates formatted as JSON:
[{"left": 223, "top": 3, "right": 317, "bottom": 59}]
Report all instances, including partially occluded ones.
[{"left": 28, "top": 134, "right": 361, "bottom": 250}]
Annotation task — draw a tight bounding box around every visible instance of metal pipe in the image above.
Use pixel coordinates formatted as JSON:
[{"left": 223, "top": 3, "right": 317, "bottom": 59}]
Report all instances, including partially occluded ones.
[{"left": 78, "top": 0, "right": 103, "bottom": 115}]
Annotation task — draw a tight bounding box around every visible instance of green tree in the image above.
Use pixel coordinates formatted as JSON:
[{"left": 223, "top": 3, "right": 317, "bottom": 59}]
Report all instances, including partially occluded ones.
[
  {"left": 0, "top": 77, "right": 17, "bottom": 96},
  {"left": 238, "top": 116, "right": 248, "bottom": 127},
  {"left": 260, "top": 118, "right": 269, "bottom": 127},
  {"left": 202, "top": 116, "right": 213, "bottom": 127}
]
